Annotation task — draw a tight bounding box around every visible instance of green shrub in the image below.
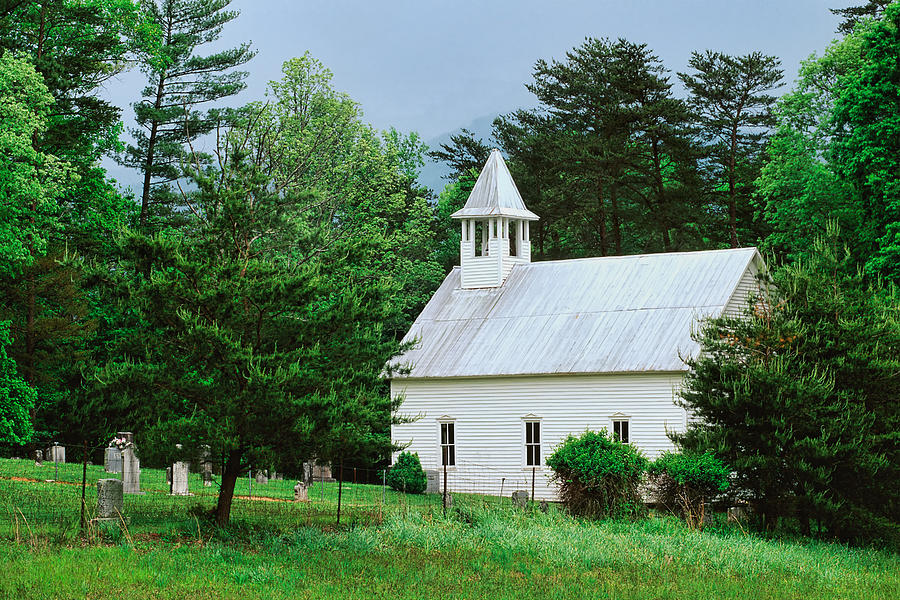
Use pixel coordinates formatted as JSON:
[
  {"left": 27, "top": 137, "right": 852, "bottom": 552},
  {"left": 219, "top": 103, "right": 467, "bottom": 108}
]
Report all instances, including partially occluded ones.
[
  {"left": 386, "top": 451, "right": 427, "bottom": 494},
  {"left": 648, "top": 451, "right": 730, "bottom": 529},
  {"left": 546, "top": 430, "right": 648, "bottom": 519}
]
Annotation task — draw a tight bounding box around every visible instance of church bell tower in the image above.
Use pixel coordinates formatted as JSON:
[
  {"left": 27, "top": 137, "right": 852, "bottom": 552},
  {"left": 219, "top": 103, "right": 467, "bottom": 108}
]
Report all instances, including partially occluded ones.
[{"left": 451, "top": 149, "right": 539, "bottom": 288}]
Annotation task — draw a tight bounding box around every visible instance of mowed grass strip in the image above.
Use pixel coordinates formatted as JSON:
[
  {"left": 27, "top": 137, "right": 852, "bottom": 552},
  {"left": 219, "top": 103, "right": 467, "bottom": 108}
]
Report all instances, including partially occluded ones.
[{"left": 0, "top": 509, "right": 897, "bottom": 600}]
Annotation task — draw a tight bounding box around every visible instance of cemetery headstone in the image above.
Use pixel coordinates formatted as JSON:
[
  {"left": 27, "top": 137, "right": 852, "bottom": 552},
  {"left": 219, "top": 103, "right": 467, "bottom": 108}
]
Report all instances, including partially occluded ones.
[
  {"left": 47, "top": 444, "right": 65, "bottom": 463},
  {"left": 122, "top": 446, "right": 142, "bottom": 494},
  {"left": 165, "top": 466, "right": 172, "bottom": 486},
  {"left": 511, "top": 490, "right": 529, "bottom": 508},
  {"left": 104, "top": 447, "right": 123, "bottom": 473},
  {"left": 294, "top": 481, "right": 308, "bottom": 502},
  {"left": 728, "top": 505, "right": 749, "bottom": 523},
  {"left": 200, "top": 445, "right": 213, "bottom": 487},
  {"left": 255, "top": 470, "right": 268, "bottom": 485},
  {"left": 97, "top": 478, "right": 124, "bottom": 519},
  {"left": 32, "top": 450, "right": 42, "bottom": 467},
  {"left": 424, "top": 469, "right": 440, "bottom": 493},
  {"left": 171, "top": 461, "right": 190, "bottom": 495}
]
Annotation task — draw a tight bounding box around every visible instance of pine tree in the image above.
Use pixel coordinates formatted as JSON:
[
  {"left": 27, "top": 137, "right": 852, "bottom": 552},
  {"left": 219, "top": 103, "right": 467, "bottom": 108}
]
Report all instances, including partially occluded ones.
[
  {"left": 121, "top": 0, "right": 254, "bottom": 229},
  {"left": 678, "top": 229, "right": 900, "bottom": 544},
  {"left": 426, "top": 129, "right": 490, "bottom": 182},
  {"left": 679, "top": 51, "right": 782, "bottom": 248}
]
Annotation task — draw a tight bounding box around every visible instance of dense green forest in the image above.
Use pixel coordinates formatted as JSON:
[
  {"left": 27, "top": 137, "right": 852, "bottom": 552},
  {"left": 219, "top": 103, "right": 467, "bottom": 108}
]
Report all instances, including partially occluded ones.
[{"left": 0, "top": 0, "right": 898, "bottom": 535}]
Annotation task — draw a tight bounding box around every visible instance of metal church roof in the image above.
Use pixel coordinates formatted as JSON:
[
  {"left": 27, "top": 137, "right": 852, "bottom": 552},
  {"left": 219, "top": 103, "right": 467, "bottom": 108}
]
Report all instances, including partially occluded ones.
[
  {"left": 390, "top": 247, "right": 761, "bottom": 379},
  {"left": 450, "top": 149, "right": 540, "bottom": 221}
]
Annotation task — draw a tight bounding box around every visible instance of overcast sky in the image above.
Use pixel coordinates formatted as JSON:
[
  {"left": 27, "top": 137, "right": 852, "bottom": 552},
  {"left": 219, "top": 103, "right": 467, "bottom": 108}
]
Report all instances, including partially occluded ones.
[{"left": 102, "top": 0, "right": 849, "bottom": 187}]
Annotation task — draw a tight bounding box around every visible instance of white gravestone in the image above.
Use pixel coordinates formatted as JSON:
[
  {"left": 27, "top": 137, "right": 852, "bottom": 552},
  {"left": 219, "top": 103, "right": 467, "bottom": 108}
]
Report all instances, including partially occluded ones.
[
  {"left": 171, "top": 461, "right": 190, "bottom": 495},
  {"left": 255, "top": 470, "right": 268, "bottom": 485},
  {"left": 47, "top": 445, "right": 65, "bottom": 463},
  {"left": 104, "top": 447, "right": 123, "bottom": 473},
  {"left": 122, "top": 447, "right": 142, "bottom": 494}
]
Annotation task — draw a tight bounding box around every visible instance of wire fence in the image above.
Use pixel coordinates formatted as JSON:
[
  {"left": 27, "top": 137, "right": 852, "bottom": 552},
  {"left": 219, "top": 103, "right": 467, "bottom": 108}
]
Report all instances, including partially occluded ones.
[{"left": 0, "top": 449, "right": 551, "bottom": 541}]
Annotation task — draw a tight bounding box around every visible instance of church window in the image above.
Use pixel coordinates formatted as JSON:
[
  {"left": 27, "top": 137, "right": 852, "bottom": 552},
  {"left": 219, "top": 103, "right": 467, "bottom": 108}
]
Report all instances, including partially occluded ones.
[{"left": 440, "top": 421, "right": 455, "bottom": 466}]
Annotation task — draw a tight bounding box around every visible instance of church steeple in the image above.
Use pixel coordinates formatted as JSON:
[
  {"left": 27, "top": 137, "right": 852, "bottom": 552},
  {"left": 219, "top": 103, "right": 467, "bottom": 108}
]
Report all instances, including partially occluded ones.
[{"left": 451, "top": 149, "right": 539, "bottom": 288}]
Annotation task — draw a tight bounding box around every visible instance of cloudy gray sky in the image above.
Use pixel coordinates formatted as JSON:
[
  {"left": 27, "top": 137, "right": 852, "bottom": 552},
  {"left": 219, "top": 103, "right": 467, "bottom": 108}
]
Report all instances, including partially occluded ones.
[{"left": 103, "top": 0, "right": 849, "bottom": 188}]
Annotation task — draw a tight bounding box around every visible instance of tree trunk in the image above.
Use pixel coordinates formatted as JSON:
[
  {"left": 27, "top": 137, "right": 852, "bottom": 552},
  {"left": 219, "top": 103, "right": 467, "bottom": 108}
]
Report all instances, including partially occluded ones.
[
  {"left": 651, "top": 141, "right": 671, "bottom": 252},
  {"left": 139, "top": 73, "right": 166, "bottom": 229},
  {"left": 336, "top": 458, "right": 344, "bottom": 525},
  {"left": 610, "top": 182, "right": 622, "bottom": 255},
  {"left": 728, "top": 126, "right": 739, "bottom": 248},
  {"left": 215, "top": 450, "right": 242, "bottom": 526},
  {"left": 597, "top": 179, "right": 608, "bottom": 256}
]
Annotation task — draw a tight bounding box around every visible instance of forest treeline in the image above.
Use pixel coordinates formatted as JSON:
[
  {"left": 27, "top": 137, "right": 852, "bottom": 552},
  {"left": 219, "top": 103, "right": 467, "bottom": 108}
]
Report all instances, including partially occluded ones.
[{"left": 0, "top": 0, "right": 897, "bottom": 535}]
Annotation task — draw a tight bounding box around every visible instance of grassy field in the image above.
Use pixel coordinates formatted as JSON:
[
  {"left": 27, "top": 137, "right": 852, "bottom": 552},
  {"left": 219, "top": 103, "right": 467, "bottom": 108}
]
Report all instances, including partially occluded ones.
[{"left": 1, "top": 458, "right": 898, "bottom": 600}]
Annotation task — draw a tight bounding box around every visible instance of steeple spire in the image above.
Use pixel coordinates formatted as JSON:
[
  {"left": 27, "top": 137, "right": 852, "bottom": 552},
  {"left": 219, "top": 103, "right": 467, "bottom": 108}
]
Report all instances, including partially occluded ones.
[{"left": 451, "top": 150, "right": 539, "bottom": 288}]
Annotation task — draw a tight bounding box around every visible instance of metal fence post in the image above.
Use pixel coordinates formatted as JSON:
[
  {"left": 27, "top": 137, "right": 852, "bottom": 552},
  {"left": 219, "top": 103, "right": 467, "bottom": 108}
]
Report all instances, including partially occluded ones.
[
  {"left": 442, "top": 462, "right": 448, "bottom": 517},
  {"left": 80, "top": 440, "right": 88, "bottom": 530},
  {"left": 531, "top": 467, "right": 536, "bottom": 510},
  {"left": 336, "top": 458, "right": 344, "bottom": 525}
]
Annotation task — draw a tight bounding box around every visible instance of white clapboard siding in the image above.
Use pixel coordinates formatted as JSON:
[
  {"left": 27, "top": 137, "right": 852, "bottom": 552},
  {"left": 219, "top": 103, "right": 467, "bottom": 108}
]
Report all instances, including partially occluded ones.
[
  {"left": 460, "top": 254, "right": 500, "bottom": 288},
  {"left": 391, "top": 373, "right": 685, "bottom": 501},
  {"left": 723, "top": 257, "right": 762, "bottom": 317}
]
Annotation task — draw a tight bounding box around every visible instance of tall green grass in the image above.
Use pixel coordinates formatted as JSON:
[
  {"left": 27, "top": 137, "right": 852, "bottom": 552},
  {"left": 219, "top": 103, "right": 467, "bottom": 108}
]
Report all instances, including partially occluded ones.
[
  {"left": 1, "top": 508, "right": 896, "bottom": 599},
  {"left": 1, "top": 458, "right": 897, "bottom": 599}
]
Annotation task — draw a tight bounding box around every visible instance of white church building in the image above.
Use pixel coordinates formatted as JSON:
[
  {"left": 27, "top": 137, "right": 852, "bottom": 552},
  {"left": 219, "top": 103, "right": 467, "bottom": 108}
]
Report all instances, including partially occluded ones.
[{"left": 389, "top": 149, "right": 763, "bottom": 500}]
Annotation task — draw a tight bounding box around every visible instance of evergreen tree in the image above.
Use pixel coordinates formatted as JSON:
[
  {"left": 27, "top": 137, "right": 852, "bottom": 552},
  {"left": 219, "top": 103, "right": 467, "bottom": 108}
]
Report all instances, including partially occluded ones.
[
  {"left": 98, "top": 114, "right": 405, "bottom": 524},
  {"left": 490, "top": 37, "right": 710, "bottom": 258},
  {"left": 678, "top": 229, "right": 900, "bottom": 544},
  {"left": 121, "top": 0, "right": 254, "bottom": 229},
  {"left": 679, "top": 51, "right": 782, "bottom": 247},
  {"left": 832, "top": 0, "right": 893, "bottom": 34},
  {"left": 426, "top": 128, "right": 490, "bottom": 182},
  {"left": 0, "top": 0, "right": 157, "bottom": 163}
]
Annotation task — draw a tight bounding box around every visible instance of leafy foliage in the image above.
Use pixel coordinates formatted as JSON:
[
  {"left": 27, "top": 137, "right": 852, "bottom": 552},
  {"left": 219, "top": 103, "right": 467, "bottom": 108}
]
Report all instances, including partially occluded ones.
[
  {"left": 648, "top": 451, "right": 730, "bottom": 529},
  {"left": 386, "top": 451, "right": 427, "bottom": 494},
  {"left": 0, "top": 52, "right": 71, "bottom": 277},
  {"left": 0, "top": 322, "right": 36, "bottom": 446},
  {"left": 831, "top": 2, "right": 900, "bottom": 282},
  {"left": 546, "top": 430, "right": 648, "bottom": 519}
]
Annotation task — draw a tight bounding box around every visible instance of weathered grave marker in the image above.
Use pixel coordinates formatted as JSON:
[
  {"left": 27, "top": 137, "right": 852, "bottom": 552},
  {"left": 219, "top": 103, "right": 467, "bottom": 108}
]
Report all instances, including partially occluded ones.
[
  {"left": 97, "top": 478, "right": 124, "bottom": 519},
  {"left": 511, "top": 490, "right": 529, "bottom": 508},
  {"left": 104, "top": 447, "right": 122, "bottom": 473},
  {"left": 294, "top": 481, "right": 308, "bottom": 502},
  {"left": 122, "top": 446, "right": 141, "bottom": 494},
  {"left": 255, "top": 470, "right": 268, "bottom": 485},
  {"left": 200, "top": 445, "right": 213, "bottom": 487}
]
